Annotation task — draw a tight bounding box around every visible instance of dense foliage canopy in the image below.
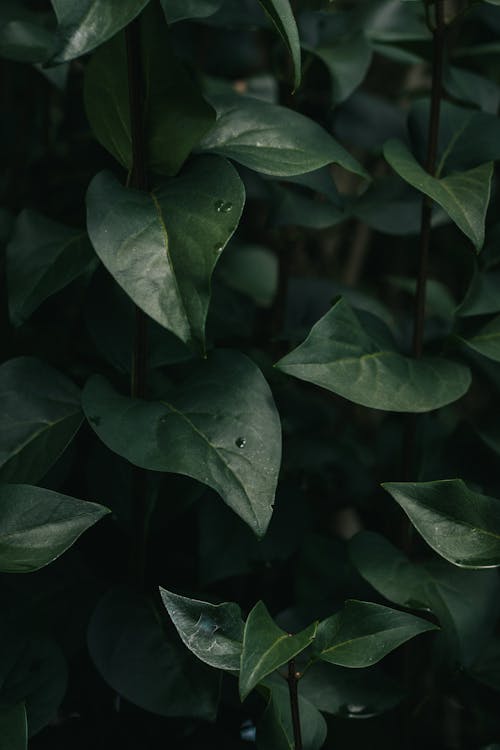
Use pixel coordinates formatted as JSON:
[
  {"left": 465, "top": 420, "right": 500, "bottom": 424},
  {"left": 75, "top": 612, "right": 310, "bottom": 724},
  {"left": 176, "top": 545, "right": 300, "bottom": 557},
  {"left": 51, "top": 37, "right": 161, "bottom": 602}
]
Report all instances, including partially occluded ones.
[{"left": 2, "top": 1, "right": 500, "bottom": 748}]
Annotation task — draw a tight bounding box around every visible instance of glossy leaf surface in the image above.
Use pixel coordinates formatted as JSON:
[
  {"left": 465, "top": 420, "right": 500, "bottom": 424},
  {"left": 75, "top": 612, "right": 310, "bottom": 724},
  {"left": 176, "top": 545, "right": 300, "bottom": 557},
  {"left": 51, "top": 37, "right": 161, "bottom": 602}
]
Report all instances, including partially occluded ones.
[
  {"left": 6, "top": 210, "right": 94, "bottom": 325},
  {"left": 239, "top": 601, "right": 317, "bottom": 699},
  {"left": 383, "top": 479, "right": 500, "bottom": 568},
  {"left": 86, "top": 157, "right": 244, "bottom": 350},
  {"left": 160, "top": 589, "right": 244, "bottom": 671},
  {"left": 199, "top": 95, "right": 367, "bottom": 177},
  {"left": 0, "top": 357, "right": 82, "bottom": 484},
  {"left": 83, "top": 350, "right": 281, "bottom": 536},
  {"left": 384, "top": 138, "right": 493, "bottom": 249},
  {"left": 51, "top": 0, "right": 151, "bottom": 62},
  {"left": 0, "top": 484, "right": 110, "bottom": 573},
  {"left": 313, "top": 600, "right": 436, "bottom": 667},
  {"left": 275, "top": 298, "right": 471, "bottom": 413}
]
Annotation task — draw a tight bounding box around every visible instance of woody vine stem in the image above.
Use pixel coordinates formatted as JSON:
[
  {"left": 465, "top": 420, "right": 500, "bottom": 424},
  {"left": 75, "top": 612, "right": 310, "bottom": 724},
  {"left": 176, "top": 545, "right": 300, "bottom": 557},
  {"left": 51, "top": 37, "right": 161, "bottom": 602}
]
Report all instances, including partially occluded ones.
[
  {"left": 288, "top": 659, "right": 303, "bottom": 750},
  {"left": 403, "top": 0, "right": 447, "bottom": 497}
]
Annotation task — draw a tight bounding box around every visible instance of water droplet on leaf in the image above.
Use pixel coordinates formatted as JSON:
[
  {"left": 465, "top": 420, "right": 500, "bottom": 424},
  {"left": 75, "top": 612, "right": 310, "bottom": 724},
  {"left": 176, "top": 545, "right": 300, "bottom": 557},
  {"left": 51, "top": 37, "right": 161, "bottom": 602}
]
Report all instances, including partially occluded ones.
[
  {"left": 214, "top": 199, "right": 224, "bottom": 212},
  {"left": 235, "top": 437, "right": 246, "bottom": 449},
  {"left": 214, "top": 242, "right": 224, "bottom": 252}
]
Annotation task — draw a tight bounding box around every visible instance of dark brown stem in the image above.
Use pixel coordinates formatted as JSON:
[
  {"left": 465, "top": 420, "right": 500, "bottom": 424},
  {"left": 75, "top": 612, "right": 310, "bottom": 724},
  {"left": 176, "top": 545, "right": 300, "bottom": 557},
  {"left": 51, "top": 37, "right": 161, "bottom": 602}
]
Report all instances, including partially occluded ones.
[
  {"left": 402, "top": 1, "right": 446, "bottom": 486},
  {"left": 287, "top": 659, "right": 303, "bottom": 750},
  {"left": 125, "top": 16, "right": 150, "bottom": 585},
  {"left": 412, "top": 0, "right": 446, "bottom": 360}
]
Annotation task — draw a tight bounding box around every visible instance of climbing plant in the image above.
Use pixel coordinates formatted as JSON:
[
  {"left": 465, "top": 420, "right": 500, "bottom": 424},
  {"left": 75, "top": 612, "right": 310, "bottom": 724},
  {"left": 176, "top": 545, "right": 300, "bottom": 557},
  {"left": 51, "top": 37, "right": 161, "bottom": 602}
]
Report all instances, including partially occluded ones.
[{"left": 1, "top": 1, "right": 500, "bottom": 748}]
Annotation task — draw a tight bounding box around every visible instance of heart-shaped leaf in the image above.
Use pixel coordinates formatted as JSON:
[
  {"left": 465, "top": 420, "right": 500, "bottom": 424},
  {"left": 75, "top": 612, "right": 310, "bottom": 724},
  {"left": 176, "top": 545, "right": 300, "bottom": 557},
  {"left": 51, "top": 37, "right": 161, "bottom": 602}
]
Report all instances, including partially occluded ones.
[
  {"left": 88, "top": 586, "right": 220, "bottom": 719},
  {"left": 6, "top": 210, "right": 94, "bottom": 326},
  {"left": 199, "top": 94, "right": 367, "bottom": 178},
  {"left": 51, "top": 0, "right": 151, "bottom": 62},
  {"left": 0, "top": 484, "right": 110, "bottom": 573},
  {"left": 82, "top": 350, "right": 281, "bottom": 536},
  {"left": 84, "top": 6, "right": 215, "bottom": 176},
  {"left": 313, "top": 600, "right": 437, "bottom": 667},
  {"left": 383, "top": 479, "right": 500, "bottom": 568},
  {"left": 384, "top": 138, "right": 493, "bottom": 249},
  {"left": 160, "top": 589, "right": 244, "bottom": 672},
  {"left": 0, "top": 357, "right": 83, "bottom": 484},
  {"left": 275, "top": 298, "right": 471, "bottom": 413},
  {"left": 239, "top": 601, "right": 317, "bottom": 699},
  {"left": 257, "top": 0, "right": 301, "bottom": 90},
  {"left": 86, "top": 157, "right": 244, "bottom": 351}
]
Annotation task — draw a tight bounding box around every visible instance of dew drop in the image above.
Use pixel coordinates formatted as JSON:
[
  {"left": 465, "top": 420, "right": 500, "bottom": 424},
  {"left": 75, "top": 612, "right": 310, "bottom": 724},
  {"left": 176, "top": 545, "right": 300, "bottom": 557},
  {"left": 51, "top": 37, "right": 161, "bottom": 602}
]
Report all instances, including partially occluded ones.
[
  {"left": 214, "top": 242, "right": 224, "bottom": 252},
  {"left": 214, "top": 199, "right": 224, "bottom": 212},
  {"left": 235, "top": 437, "right": 246, "bottom": 449},
  {"left": 221, "top": 201, "right": 233, "bottom": 213}
]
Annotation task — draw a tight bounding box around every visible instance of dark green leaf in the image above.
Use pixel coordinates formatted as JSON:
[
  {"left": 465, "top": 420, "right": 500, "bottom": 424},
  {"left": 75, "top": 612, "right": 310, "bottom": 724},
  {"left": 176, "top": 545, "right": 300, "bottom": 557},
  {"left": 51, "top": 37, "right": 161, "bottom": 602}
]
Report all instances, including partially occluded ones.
[
  {"left": 160, "top": 589, "right": 244, "bottom": 671},
  {"left": 82, "top": 350, "right": 281, "bottom": 536},
  {"left": 383, "top": 479, "right": 500, "bottom": 568},
  {"left": 160, "top": 0, "right": 222, "bottom": 23},
  {"left": 0, "top": 357, "right": 82, "bottom": 484},
  {"left": 217, "top": 244, "right": 278, "bottom": 308},
  {"left": 0, "top": 704, "right": 26, "bottom": 750},
  {"left": 199, "top": 94, "right": 367, "bottom": 178},
  {"left": 84, "top": 7, "right": 215, "bottom": 175},
  {"left": 0, "top": 484, "right": 110, "bottom": 573},
  {"left": 275, "top": 298, "right": 471, "bottom": 413},
  {"left": 350, "top": 531, "right": 430, "bottom": 610},
  {"left": 88, "top": 586, "right": 220, "bottom": 719},
  {"left": 300, "top": 661, "right": 403, "bottom": 719},
  {"left": 239, "top": 601, "right": 317, "bottom": 699},
  {"left": 272, "top": 186, "right": 347, "bottom": 230},
  {"left": 86, "top": 157, "right": 244, "bottom": 350},
  {"left": 304, "top": 33, "right": 372, "bottom": 105},
  {"left": 84, "top": 270, "right": 193, "bottom": 373},
  {"left": 457, "top": 270, "right": 500, "bottom": 317},
  {"left": 0, "top": 632, "right": 67, "bottom": 736},
  {"left": 459, "top": 315, "right": 500, "bottom": 362},
  {"left": 384, "top": 138, "right": 493, "bottom": 250},
  {"left": 6, "top": 210, "right": 94, "bottom": 326},
  {"left": 0, "top": 2, "right": 56, "bottom": 63},
  {"left": 257, "top": 0, "right": 301, "bottom": 90},
  {"left": 257, "top": 675, "right": 327, "bottom": 750},
  {"left": 51, "top": 0, "right": 151, "bottom": 62},
  {"left": 313, "top": 600, "right": 436, "bottom": 667}
]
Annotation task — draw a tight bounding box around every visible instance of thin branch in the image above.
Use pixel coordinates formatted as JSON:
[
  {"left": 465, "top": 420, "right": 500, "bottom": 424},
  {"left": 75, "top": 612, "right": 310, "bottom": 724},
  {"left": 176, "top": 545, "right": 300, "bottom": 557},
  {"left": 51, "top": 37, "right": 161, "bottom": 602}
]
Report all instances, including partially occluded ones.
[{"left": 287, "top": 659, "right": 303, "bottom": 750}]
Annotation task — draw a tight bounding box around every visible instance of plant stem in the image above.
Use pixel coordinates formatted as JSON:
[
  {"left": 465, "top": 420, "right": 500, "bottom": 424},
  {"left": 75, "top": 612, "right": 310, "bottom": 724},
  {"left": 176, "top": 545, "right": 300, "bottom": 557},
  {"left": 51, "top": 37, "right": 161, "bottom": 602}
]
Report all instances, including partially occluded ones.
[
  {"left": 412, "top": 0, "right": 446, "bottom": 360},
  {"left": 125, "top": 16, "right": 149, "bottom": 585},
  {"left": 402, "top": 0, "right": 446, "bottom": 487},
  {"left": 287, "top": 659, "right": 303, "bottom": 750}
]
